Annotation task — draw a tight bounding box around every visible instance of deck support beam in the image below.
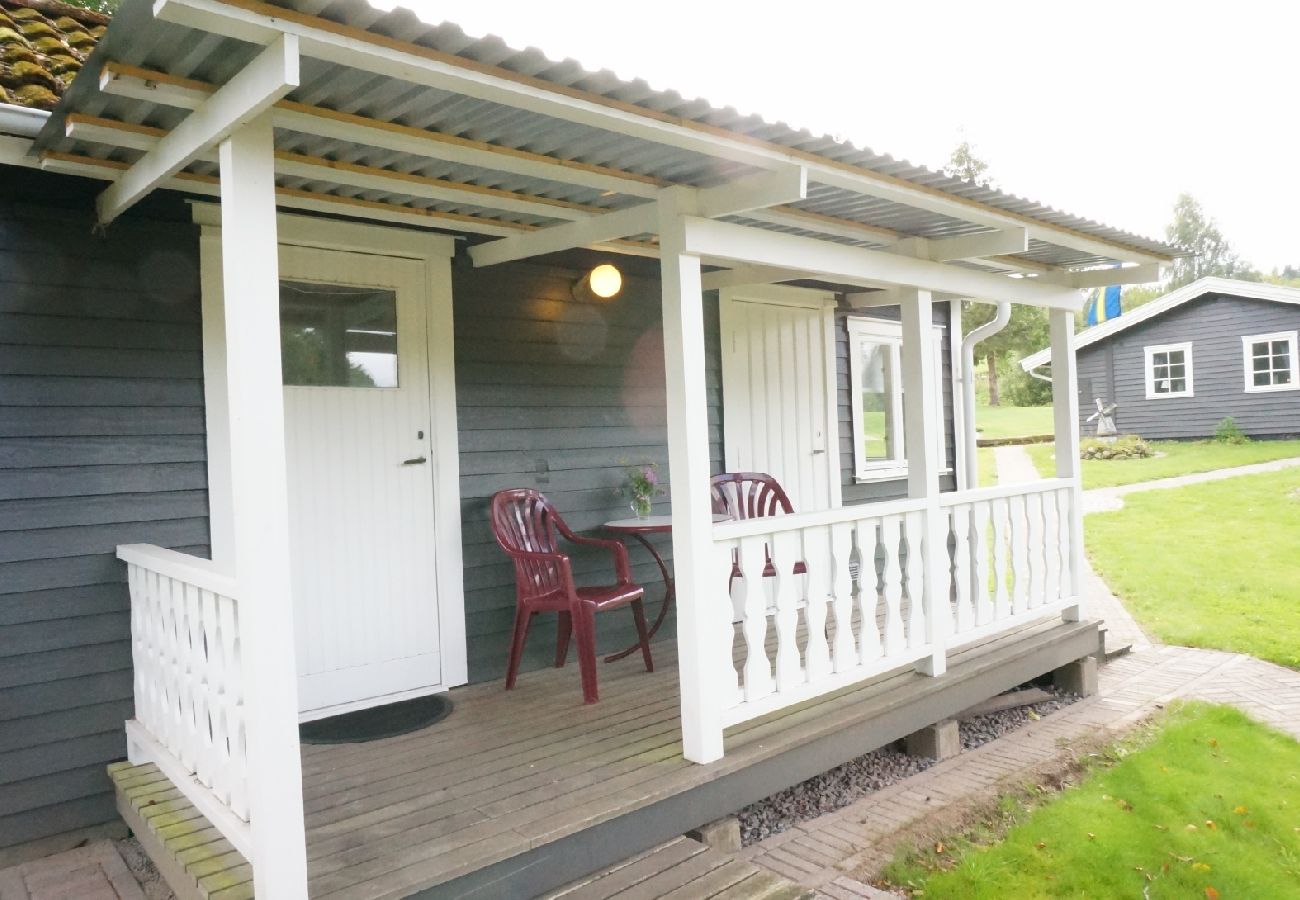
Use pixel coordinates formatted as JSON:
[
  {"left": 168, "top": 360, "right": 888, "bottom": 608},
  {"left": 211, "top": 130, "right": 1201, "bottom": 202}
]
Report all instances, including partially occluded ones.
[
  {"left": 1050, "top": 308, "right": 1087, "bottom": 622},
  {"left": 218, "top": 112, "right": 309, "bottom": 898},
  {"left": 900, "top": 288, "right": 948, "bottom": 677},
  {"left": 659, "top": 196, "right": 726, "bottom": 764}
]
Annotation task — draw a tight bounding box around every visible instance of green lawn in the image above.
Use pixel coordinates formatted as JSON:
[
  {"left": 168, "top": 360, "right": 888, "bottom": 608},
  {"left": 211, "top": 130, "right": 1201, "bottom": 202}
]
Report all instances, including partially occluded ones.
[
  {"left": 1026, "top": 439, "right": 1300, "bottom": 490},
  {"left": 973, "top": 404, "right": 1053, "bottom": 441},
  {"left": 976, "top": 445, "right": 999, "bottom": 488},
  {"left": 1086, "top": 469, "right": 1300, "bottom": 669},
  {"left": 883, "top": 703, "right": 1300, "bottom": 899}
]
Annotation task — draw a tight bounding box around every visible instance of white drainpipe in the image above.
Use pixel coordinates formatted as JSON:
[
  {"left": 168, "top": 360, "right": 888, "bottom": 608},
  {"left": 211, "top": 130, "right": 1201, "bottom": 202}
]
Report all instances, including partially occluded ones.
[
  {"left": 0, "top": 103, "right": 49, "bottom": 139},
  {"left": 959, "top": 302, "right": 1011, "bottom": 489}
]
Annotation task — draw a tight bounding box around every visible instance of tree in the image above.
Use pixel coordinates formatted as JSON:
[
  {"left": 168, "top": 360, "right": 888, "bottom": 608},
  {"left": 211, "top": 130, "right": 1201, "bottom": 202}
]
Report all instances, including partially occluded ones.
[
  {"left": 966, "top": 302, "right": 1049, "bottom": 405},
  {"left": 1165, "top": 194, "right": 1259, "bottom": 288},
  {"left": 944, "top": 140, "right": 995, "bottom": 188}
]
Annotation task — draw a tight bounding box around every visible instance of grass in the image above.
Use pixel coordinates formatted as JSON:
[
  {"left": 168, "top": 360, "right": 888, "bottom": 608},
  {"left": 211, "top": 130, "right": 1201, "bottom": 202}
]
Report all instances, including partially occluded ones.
[
  {"left": 882, "top": 703, "right": 1300, "bottom": 899},
  {"left": 1085, "top": 468, "right": 1300, "bottom": 669},
  {"left": 976, "top": 446, "right": 999, "bottom": 488},
  {"left": 1026, "top": 438, "right": 1300, "bottom": 489},
  {"left": 973, "top": 403, "right": 1053, "bottom": 441}
]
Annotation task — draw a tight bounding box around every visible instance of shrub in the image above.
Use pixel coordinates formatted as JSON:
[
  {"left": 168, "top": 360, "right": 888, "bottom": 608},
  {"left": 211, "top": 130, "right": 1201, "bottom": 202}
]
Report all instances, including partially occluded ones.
[
  {"left": 1080, "top": 434, "right": 1153, "bottom": 461},
  {"left": 996, "top": 356, "right": 1053, "bottom": 407},
  {"left": 1214, "top": 416, "right": 1250, "bottom": 445}
]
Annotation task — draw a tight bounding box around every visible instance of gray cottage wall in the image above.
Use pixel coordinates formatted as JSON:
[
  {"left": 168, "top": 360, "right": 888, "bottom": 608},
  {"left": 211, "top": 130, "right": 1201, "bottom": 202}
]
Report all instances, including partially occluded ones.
[
  {"left": 0, "top": 186, "right": 208, "bottom": 860},
  {"left": 1075, "top": 293, "right": 1300, "bottom": 440}
]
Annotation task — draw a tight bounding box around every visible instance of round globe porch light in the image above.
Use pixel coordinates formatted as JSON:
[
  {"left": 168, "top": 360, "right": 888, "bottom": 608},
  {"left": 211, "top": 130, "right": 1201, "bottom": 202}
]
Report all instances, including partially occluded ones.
[{"left": 587, "top": 263, "right": 623, "bottom": 299}]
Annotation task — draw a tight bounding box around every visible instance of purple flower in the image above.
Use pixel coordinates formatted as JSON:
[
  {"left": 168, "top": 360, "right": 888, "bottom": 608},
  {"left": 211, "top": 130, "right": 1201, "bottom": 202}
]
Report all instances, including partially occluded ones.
[{"left": 643, "top": 466, "right": 658, "bottom": 485}]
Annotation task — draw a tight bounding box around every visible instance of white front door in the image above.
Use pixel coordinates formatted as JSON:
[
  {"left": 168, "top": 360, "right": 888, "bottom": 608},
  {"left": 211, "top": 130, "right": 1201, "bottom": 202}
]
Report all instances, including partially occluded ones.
[
  {"left": 278, "top": 246, "right": 441, "bottom": 716},
  {"left": 719, "top": 286, "right": 841, "bottom": 512}
]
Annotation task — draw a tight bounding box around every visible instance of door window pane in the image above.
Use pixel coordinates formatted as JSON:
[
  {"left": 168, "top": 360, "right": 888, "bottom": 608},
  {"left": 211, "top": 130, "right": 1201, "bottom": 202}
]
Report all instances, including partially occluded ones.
[{"left": 280, "top": 281, "right": 398, "bottom": 388}]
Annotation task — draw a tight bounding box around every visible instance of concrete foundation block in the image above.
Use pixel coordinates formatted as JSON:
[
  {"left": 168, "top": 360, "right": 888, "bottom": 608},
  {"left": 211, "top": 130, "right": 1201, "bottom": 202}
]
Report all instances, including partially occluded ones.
[
  {"left": 904, "top": 719, "right": 961, "bottom": 761},
  {"left": 686, "top": 816, "right": 742, "bottom": 853},
  {"left": 1054, "top": 654, "right": 1099, "bottom": 697}
]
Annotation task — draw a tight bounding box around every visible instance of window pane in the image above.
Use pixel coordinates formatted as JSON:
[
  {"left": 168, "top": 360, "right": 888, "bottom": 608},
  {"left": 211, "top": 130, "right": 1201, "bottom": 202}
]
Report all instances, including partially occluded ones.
[
  {"left": 280, "top": 281, "right": 398, "bottom": 388},
  {"left": 859, "top": 342, "right": 893, "bottom": 461},
  {"left": 1254, "top": 356, "right": 1271, "bottom": 372},
  {"left": 1167, "top": 350, "right": 1184, "bottom": 367},
  {"left": 1275, "top": 349, "right": 1290, "bottom": 370},
  {"left": 1169, "top": 378, "right": 1186, "bottom": 393},
  {"left": 1278, "top": 370, "right": 1292, "bottom": 385},
  {"left": 1152, "top": 351, "right": 1169, "bottom": 367},
  {"left": 1252, "top": 341, "right": 1270, "bottom": 358},
  {"left": 1273, "top": 340, "right": 1289, "bottom": 357},
  {"left": 1254, "top": 371, "right": 1272, "bottom": 387}
]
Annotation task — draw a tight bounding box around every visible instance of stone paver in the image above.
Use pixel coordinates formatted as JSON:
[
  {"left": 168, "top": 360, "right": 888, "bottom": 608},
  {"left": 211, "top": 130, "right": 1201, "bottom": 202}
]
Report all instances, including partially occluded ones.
[
  {"left": 0, "top": 842, "right": 145, "bottom": 900},
  {"left": 740, "top": 644, "right": 1300, "bottom": 894}
]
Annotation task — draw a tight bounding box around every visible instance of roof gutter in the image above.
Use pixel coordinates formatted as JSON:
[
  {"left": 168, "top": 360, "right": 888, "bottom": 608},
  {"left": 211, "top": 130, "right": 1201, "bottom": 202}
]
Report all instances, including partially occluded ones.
[
  {"left": 0, "top": 104, "right": 50, "bottom": 139},
  {"left": 959, "top": 302, "right": 1011, "bottom": 489}
]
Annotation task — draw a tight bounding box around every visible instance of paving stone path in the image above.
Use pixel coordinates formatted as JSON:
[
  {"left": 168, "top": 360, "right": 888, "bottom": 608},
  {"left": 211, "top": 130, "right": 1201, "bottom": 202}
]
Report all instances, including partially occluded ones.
[
  {"left": 738, "top": 645, "right": 1300, "bottom": 899},
  {"left": 0, "top": 841, "right": 145, "bottom": 900}
]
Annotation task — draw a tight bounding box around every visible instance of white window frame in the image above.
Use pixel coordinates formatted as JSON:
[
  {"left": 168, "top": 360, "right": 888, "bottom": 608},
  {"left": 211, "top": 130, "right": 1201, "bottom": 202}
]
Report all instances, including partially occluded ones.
[
  {"left": 1241, "top": 330, "right": 1299, "bottom": 394},
  {"left": 1143, "top": 341, "right": 1194, "bottom": 399},
  {"left": 846, "top": 316, "right": 948, "bottom": 482}
]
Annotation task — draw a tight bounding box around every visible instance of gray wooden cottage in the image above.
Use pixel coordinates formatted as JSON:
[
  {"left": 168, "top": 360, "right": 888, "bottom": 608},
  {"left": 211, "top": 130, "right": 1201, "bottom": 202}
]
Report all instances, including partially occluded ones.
[
  {"left": 1021, "top": 278, "right": 1300, "bottom": 440},
  {"left": 0, "top": 0, "right": 1181, "bottom": 895}
]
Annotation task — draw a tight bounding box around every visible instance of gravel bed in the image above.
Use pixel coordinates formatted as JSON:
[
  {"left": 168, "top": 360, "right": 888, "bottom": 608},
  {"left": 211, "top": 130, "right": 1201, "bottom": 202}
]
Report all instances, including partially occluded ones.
[{"left": 736, "top": 685, "right": 1080, "bottom": 845}]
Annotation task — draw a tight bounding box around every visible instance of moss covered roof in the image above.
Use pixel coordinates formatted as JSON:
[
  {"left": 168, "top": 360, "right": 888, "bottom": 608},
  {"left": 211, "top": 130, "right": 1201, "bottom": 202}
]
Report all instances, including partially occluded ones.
[{"left": 0, "top": 0, "right": 107, "bottom": 110}]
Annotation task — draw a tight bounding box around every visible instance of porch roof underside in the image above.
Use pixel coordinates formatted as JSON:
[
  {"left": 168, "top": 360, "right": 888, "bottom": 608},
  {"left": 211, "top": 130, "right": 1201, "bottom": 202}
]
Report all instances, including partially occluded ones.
[{"left": 31, "top": 0, "right": 1178, "bottom": 301}]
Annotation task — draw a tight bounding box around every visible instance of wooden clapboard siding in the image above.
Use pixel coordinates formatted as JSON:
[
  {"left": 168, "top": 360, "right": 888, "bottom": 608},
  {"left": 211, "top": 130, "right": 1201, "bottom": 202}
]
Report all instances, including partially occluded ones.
[
  {"left": 0, "top": 172, "right": 207, "bottom": 862},
  {"left": 1076, "top": 292, "right": 1300, "bottom": 439}
]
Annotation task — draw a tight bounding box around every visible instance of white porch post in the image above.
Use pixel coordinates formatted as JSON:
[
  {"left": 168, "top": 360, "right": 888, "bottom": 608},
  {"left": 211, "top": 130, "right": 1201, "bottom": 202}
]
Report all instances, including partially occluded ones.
[
  {"left": 1049, "top": 309, "right": 1086, "bottom": 621},
  {"left": 218, "top": 112, "right": 309, "bottom": 897},
  {"left": 900, "top": 288, "right": 948, "bottom": 676},
  {"left": 659, "top": 194, "right": 726, "bottom": 764}
]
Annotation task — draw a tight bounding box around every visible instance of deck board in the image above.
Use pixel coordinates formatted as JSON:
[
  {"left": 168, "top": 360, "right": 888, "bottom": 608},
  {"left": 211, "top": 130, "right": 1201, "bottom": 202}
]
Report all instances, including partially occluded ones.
[{"left": 115, "top": 616, "right": 1097, "bottom": 899}]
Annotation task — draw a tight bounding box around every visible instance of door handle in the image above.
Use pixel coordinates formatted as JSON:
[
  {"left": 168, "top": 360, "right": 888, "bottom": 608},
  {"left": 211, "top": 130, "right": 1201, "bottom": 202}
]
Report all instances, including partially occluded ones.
[{"left": 402, "top": 456, "right": 428, "bottom": 466}]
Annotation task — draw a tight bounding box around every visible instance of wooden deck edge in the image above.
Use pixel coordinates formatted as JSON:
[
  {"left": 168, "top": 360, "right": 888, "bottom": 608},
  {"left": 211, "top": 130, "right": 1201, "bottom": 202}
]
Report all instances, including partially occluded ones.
[
  {"left": 109, "top": 762, "right": 253, "bottom": 900},
  {"left": 421, "top": 618, "right": 1100, "bottom": 899}
]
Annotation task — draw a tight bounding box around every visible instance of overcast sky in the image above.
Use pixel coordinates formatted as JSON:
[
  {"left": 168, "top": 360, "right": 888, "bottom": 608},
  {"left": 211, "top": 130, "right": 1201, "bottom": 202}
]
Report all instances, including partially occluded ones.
[{"left": 392, "top": 0, "right": 1298, "bottom": 271}]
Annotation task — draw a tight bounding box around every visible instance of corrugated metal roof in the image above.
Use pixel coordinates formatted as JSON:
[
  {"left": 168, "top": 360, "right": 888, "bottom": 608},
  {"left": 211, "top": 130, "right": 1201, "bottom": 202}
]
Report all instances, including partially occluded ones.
[{"left": 33, "top": 0, "right": 1181, "bottom": 268}]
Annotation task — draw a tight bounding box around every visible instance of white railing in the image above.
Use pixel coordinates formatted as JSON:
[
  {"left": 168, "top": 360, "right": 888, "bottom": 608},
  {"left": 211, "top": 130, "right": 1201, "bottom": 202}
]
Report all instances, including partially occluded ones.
[
  {"left": 941, "top": 478, "right": 1079, "bottom": 646},
  {"left": 712, "top": 496, "right": 940, "bottom": 727},
  {"left": 118, "top": 544, "right": 253, "bottom": 860},
  {"left": 709, "top": 480, "right": 1080, "bottom": 729}
]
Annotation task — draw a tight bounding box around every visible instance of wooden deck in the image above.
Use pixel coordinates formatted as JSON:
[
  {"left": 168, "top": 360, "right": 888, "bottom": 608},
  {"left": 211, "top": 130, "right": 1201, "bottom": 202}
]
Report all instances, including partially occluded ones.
[{"left": 117, "top": 616, "right": 1099, "bottom": 899}]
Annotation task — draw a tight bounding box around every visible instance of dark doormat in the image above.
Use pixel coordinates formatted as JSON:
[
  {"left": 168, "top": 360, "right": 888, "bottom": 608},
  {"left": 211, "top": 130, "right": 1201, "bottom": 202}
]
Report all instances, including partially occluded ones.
[{"left": 300, "top": 694, "right": 453, "bottom": 744}]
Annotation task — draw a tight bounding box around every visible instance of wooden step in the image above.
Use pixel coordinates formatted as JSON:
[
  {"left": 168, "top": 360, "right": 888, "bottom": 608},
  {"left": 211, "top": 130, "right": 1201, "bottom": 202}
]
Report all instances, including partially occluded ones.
[{"left": 108, "top": 762, "right": 253, "bottom": 900}]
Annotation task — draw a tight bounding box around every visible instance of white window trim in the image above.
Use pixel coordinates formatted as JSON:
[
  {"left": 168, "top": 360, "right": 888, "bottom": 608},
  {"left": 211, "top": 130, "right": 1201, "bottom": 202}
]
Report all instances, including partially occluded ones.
[
  {"left": 846, "top": 317, "right": 948, "bottom": 482},
  {"left": 1143, "top": 341, "right": 1194, "bottom": 399},
  {"left": 1241, "top": 330, "right": 1299, "bottom": 394}
]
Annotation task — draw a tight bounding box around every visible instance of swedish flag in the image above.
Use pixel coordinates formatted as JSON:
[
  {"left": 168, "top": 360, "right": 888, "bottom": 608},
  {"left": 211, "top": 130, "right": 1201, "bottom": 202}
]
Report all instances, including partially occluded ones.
[{"left": 1086, "top": 284, "right": 1122, "bottom": 326}]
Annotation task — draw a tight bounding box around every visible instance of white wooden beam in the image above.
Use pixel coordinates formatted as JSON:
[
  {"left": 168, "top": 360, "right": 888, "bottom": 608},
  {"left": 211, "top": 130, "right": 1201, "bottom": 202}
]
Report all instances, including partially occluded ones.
[
  {"left": 468, "top": 201, "right": 658, "bottom": 267},
  {"left": 700, "top": 265, "right": 804, "bottom": 291},
  {"left": 892, "top": 228, "right": 1028, "bottom": 262},
  {"left": 680, "top": 217, "right": 1085, "bottom": 310},
  {"left": 150, "top": 0, "right": 1168, "bottom": 266},
  {"left": 99, "top": 64, "right": 205, "bottom": 110},
  {"left": 96, "top": 35, "right": 299, "bottom": 224},
  {"left": 745, "top": 207, "right": 898, "bottom": 245},
  {"left": 657, "top": 200, "right": 726, "bottom": 764},
  {"left": 217, "top": 111, "right": 309, "bottom": 898},
  {"left": 696, "top": 166, "right": 806, "bottom": 218},
  {"left": 898, "top": 288, "right": 947, "bottom": 677},
  {"left": 1040, "top": 263, "right": 1164, "bottom": 289},
  {"left": 1049, "top": 308, "right": 1086, "bottom": 622}
]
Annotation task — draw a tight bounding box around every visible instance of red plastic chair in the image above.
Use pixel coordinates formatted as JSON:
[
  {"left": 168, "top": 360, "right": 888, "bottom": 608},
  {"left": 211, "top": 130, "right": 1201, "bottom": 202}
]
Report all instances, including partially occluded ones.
[
  {"left": 490, "top": 489, "right": 653, "bottom": 704},
  {"left": 710, "top": 472, "right": 808, "bottom": 580}
]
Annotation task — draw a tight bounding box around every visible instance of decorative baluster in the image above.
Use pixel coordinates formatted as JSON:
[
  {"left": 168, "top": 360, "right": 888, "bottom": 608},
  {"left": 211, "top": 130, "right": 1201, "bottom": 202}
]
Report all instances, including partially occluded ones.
[
  {"left": 770, "top": 530, "right": 802, "bottom": 691},
  {"left": 991, "top": 498, "right": 1011, "bottom": 621},
  {"left": 220, "top": 593, "right": 249, "bottom": 820},
  {"left": 713, "top": 539, "right": 742, "bottom": 712},
  {"left": 950, "top": 506, "right": 973, "bottom": 634},
  {"left": 1042, "top": 488, "right": 1061, "bottom": 603},
  {"left": 738, "top": 535, "right": 773, "bottom": 701},
  {"left": 1056, "top": 487, "right": 1074, "bottom": 604},
  {"left": 970, "top": 500, "right": 993, "bottom": 626},
  {"left": 827, "top": 522, "right": 857, "bottom": 671},
  {"left": 1025, "top": 490, "right": 1044, "bottom": 609},
  {"left": 202, "top": 588, "right": 227, "bottom": 805},
  {"left": 903, "top": 510, "right": 928, "bottom": 648},
  {"left": 1009, "top": 494, "right": 1030, "bottom": 614},
  {"left": 852, "top": 520, "right": 881, "bottom": 664},
  {"left": 880, "top": 515, "right": 906, "bottom": 655},
  {"left": 801, "top": 526, "right": 833, "bottom": 683},
  {"left": 157, "top": 571, "right": 180, "bottom": 760},
  {"left": 180, "top": 583, "right": 203, "bottom": 778}
]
